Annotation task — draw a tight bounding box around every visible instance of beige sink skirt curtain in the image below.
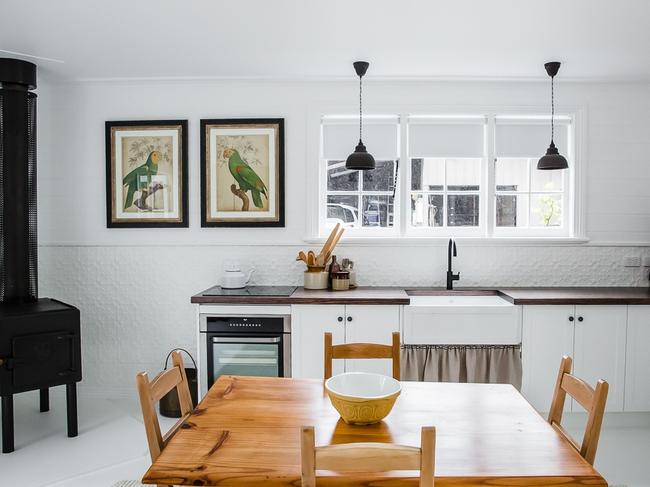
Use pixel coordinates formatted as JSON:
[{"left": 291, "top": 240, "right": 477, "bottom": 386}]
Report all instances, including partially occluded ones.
[{"left": 401, "top": 344, "right": 522, "bottom": 390}]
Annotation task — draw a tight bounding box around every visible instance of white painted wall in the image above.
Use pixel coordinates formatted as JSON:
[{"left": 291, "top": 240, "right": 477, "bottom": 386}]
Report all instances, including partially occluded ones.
[{"left": 34, "top": 78, "right": 650, "bottom": 394}]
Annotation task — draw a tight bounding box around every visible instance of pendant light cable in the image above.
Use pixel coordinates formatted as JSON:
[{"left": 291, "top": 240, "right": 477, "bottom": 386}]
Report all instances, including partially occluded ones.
[
  {"left": 359, "top": 74, "right": 363, "bottom": 143},
  {"left": 550, "top": 75, "right": 555, "bottom": 144}
]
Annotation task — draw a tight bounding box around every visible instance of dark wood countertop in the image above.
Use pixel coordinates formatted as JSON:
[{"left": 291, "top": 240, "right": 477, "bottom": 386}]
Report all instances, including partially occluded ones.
[
  {"left": 192, "top": 286, "right": 650, "bottom": 306},
  {"left": 497, "top": 287, "right": 650, "bottom": 305},
  {"left": 406, "top": 286, "right": 650, "bottom": 304},
  {"left": 289, "top": 287, "right": 410, "bottom": 304},
  {"left": 191, "top": 286, "right": 409, "bottom": 305}
]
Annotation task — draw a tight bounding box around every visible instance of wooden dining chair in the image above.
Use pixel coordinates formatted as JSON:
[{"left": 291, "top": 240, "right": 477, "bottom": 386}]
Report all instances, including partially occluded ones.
[
  {"left": 547, "top": 355, "right": 609, "bottom": 465},
  {"left": 324, "top": 331, "right": 401, "bottom": 380},
  {"left": 300, "top": 425, "right": 435, "bottom": 487},
  {"left": 136, "top": 350, "right": 194, "bottom": 487}
]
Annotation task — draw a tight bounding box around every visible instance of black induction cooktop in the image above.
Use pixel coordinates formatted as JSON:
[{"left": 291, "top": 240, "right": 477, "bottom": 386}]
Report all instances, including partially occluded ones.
[{"left": 201, "top": 285, "right": 297, "bottom": 297}]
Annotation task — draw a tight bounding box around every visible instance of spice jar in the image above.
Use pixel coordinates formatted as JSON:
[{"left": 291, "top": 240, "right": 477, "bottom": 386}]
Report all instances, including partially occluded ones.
[{"left": 331, "top": 271, "right": 350, "bottom": 291}]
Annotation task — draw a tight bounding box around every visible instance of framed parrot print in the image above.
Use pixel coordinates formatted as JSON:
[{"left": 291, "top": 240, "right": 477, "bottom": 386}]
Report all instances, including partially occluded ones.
[
  {"left": 105, "top": 120, "right": 188, "bottom": 228},
  {"left": 200, "top": 118, "right": 285, "bottom": 227}
]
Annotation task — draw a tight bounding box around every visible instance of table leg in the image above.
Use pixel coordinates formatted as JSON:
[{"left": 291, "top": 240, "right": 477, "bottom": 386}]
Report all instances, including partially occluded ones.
[
  {"left": 40, "top": 388, "right": 49, "bottom": 412},
  {"left": 2, "top": 395, "right": 14, "bottom": 453},
  {"left": 66, "top": 383, "right": 78, "bottom": 438}
]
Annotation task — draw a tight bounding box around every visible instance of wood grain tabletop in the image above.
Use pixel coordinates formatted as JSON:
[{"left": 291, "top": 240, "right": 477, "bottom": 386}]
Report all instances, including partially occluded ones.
[{"left": 142, "top": 376, "right": 607, "bottom": 486}]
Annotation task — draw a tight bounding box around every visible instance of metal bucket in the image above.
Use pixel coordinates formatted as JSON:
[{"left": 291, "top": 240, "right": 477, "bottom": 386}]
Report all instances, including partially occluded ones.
[{"left": 159, "top": 348, "right": 198, "bottom": 418}]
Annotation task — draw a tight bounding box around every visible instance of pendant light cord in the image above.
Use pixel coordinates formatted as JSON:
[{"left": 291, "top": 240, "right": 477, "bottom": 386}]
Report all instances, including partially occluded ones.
[
  {"left": 359, "top": 74, "right": 363, "bottom": 143},
  {"left": 550, "top": 75, "right": 555, "bottom": 144}
]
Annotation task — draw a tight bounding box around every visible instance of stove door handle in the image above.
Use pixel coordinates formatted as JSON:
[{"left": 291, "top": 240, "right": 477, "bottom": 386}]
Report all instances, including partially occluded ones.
[{"left": 212, "top": 337, "right": 280, "bottom": 344}]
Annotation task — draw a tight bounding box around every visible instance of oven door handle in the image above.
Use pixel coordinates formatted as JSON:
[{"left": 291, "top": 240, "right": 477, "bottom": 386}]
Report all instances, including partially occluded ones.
[{"left": 212, "top": 337, "right": 281, "bottom": 344}]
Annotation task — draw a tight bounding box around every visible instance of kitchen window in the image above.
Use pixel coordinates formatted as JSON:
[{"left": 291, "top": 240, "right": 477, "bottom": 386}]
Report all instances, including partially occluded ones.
[
  {"left": 321, "top": 116, "right": 400, "bottom": 234},
  {"left": 318, "top": 113, "right": 576, "bottom": 239},
  {"left": 408, "top": 117, "right": 486, "bottom": 236},
  {"left": 493, "top": 117, "right": 571, "bottom": 237}
]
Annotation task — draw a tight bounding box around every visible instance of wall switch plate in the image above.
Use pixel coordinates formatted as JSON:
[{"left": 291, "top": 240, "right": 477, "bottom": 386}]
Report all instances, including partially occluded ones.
[
  {"left": 623, "top": 255, "right": 641, "bottom": 267},
  {"left": 643, "top": 256, "right": 650, "bottom": 267}
]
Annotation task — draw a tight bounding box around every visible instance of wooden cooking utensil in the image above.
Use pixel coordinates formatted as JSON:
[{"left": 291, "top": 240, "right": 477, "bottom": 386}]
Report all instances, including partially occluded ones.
[
  {"left": 307, "top": 251, "right": 317, "bottom": 266},
  {"left": 323, "top": 227, "right": 345, "bottom": 264},
  {"left": 296, "top": 251, "right": 308, "bottom": 264},
  {"left": 316, "top": 223, "right": 340, "bottom": 266}
]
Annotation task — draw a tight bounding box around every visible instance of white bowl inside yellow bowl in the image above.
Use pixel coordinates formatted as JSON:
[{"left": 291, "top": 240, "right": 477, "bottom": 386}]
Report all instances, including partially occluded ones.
[{"left": 325, "top": 372, "right": 401, "bottom": 425}]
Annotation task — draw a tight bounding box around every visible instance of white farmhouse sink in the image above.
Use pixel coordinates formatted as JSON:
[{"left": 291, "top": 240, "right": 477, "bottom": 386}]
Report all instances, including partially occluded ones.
[
  {"left": 404, "top": 293, "right": 521, "bottom": 345},
  {"left": 408, "top": 294, "right": 513, "bottom": 307}
]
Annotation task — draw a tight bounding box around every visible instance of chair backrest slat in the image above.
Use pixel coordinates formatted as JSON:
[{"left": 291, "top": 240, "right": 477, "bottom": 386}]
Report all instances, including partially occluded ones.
[
  {"left": 301, "top": 425, "right": 435, "bottom": 487},
  {"left": 136, "top": 350, "right": 194, "bottom": 465},
  {"left": 331, "top": 343, "right": 394, "bottom": 359},
  {"left": 149, "top": 367, "right": 183, "bottom": 403},
  {"left": 561, "top": 373, "right": 595, "bottom": 411},
  {"left": 324, "top": 331, "right": 401, "bottom": 380},
  {"left": 547, "top": 355, "right": 608, "bottom": 466}
]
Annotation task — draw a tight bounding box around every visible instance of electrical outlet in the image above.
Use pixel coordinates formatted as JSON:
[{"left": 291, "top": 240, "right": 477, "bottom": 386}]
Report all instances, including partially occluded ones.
[
  {"left": 623, "top": 255, "right": 641, "bottom": 267},
  {"left": 643, "top": 256, "right": 650, "bottom": 267}
]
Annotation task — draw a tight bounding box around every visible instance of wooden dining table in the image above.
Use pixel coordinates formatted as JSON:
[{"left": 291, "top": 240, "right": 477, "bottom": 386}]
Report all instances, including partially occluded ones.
[{"left": 142, "top": 375, "right": 607, "bottom": 486}]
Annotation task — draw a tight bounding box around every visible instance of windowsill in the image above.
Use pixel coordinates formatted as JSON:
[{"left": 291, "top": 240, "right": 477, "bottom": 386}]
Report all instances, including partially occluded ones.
[{"left": 303, "top": 236, "right": 592, "bottom": 247}]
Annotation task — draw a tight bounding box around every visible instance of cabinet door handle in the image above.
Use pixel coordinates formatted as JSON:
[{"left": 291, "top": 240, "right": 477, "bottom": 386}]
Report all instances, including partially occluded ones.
[
  {"left": 568, "top": 316, "right": 574, "bottom": 322},
  {"left": 337, "top": 316, "right": 343, "bottom": 322},
  {"left": 577, "top": 316, "right": 584, "bottom": 322},
  {"left": 347, "top": 316, "right": 352, "bottom": 322}
]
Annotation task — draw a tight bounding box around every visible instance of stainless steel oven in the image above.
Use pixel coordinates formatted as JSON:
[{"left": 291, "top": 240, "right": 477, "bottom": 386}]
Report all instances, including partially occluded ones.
[{"left": 199, "top": 314, "right": 291, "bottom": 395}]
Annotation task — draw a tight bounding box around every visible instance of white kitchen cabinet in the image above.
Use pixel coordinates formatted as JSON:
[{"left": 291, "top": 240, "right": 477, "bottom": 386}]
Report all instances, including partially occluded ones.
[
  {"left": 521, "top": 305, "right": 574, "bottom": 413},
  {"left": 291, "top": 305, "right": 346, "bottom": 379},
  {"left": 625, "top": 306, "right": 650, "bottom": 411},
  {"left": 345, "top": 305, "right": 400, "bottom": 376},
  {"left": 521, "top": 305, "right": 627, "bottom": 413},
  {"left": 291, "top": 304, "right": 400, "bottom": 379},
  {"left": 573, "top": 306, "right": 627, "bottom": 412}
]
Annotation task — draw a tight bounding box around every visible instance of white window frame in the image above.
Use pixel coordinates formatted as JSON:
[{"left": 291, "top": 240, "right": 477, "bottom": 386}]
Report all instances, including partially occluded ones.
[
  {"left": 405, "top": 115, "right": 488, "bottom": 237},
  {"left": 309, "top": 105, "right": 585, "bottom": 243},
  {"left": 491, "top": 115, "right": 574, "bottom": 238},
  {"left": 319, "top": 116, "right": 401, "bottom": 238}
]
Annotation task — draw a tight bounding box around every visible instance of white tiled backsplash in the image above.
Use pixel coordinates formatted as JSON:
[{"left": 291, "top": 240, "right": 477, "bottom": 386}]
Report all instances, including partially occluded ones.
[{"left": 39, "top": 244, "right": 649, "bottom": 395}]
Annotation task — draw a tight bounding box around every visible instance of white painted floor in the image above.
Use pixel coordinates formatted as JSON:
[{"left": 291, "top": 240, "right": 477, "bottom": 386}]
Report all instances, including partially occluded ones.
[{"left": 1, "top": 388, "right": 649, "bottom": 487}]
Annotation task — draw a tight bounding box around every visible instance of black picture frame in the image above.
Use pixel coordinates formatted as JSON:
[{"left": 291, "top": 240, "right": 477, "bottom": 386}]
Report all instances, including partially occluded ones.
[
  {"left": 105, "top": 120, "right": 188, "bottom": 228},
  {"left": 200, "top": 118, "right": 285, "bottom": 227}
]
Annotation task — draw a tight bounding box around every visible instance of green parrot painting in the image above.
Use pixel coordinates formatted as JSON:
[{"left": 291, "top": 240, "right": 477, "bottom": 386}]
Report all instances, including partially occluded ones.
[
  {"left": 122, "top": 150, "right": 161, "bottom": 210},
  {"left": 224, "top": 148, "right": 268, "bottom": 209}
]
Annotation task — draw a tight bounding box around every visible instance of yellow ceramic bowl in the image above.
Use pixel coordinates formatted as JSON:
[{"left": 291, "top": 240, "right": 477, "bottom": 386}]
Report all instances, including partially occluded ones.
[{"left": 325, "top": 372, "right": 401, "bottom": 425}]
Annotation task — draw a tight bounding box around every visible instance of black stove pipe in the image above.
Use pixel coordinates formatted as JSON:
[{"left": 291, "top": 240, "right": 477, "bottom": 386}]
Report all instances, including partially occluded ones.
[{"left": 0, "top": 58, "right": 38, "bottom": 303}]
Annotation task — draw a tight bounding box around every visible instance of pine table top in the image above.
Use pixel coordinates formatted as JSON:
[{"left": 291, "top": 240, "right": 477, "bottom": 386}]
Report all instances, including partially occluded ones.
[{"left": 142, "top": 375, "right": 606, "bottom": 486}]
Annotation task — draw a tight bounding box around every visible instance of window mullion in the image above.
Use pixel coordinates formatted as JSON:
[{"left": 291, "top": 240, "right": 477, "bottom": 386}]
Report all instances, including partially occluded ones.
[
  {"left": 443, "top": 159, "right": 448, "bottom": 229},
  {"left": 399, "top": 114, "right": 409, "bottom": 236},
  {"left": 486, "top": 115, "right": 496, "bottom": 237}
]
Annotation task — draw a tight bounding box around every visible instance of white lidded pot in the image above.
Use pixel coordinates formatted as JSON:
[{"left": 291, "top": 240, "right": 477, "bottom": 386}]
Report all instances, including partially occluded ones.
[{"left": 221, "top": 262, "right": 255, "bottom": 289}]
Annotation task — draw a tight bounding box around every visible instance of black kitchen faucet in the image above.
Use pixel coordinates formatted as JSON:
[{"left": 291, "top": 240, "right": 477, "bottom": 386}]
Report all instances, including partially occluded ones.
[{"left": 446, "top": 238, "right": 460, "bottom": 290}]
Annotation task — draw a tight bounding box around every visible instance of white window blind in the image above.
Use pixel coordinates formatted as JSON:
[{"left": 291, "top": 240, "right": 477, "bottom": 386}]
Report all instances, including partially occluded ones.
[
  {"left": 408, "top": 117, "right": 485, "bottom": 158},
  {"left": 495, "top": 117, "right": 570, "bottom": 157},
  {"left": 322, "top": 117, "right": 399, "bottom": 160}
]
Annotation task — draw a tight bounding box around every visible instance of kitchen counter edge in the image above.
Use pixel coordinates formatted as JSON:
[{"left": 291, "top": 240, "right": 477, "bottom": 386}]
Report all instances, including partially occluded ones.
[{"left": 191, "top": 286, "right": 650, "bottom": 305}]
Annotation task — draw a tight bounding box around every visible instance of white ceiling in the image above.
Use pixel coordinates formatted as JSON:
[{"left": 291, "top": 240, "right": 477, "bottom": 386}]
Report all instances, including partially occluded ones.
[{"left": 1, "top": 0, "right": 650, "bottom": 81}]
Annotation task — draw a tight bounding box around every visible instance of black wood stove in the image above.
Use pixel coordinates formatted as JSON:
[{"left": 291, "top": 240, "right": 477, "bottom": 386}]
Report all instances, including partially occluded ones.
[{"left": 0, "top": 58, "right": 82, "bottom": 453}]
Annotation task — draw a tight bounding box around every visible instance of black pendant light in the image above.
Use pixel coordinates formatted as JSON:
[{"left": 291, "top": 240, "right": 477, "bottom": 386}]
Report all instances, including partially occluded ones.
[
  {"left": 345, "top": 61, "right": 375, "bottom": 171},
  {"left": 537, "top": 61, "right": 568, "bottom": 170}
]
